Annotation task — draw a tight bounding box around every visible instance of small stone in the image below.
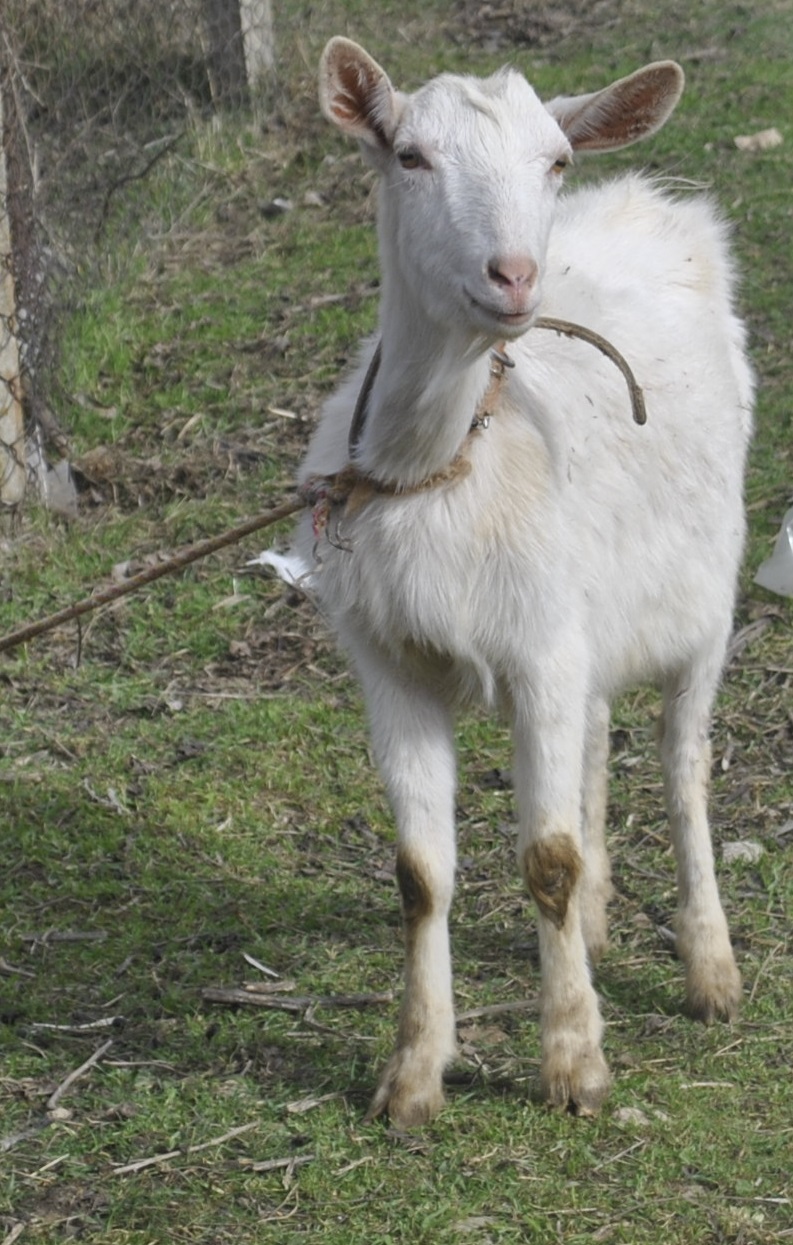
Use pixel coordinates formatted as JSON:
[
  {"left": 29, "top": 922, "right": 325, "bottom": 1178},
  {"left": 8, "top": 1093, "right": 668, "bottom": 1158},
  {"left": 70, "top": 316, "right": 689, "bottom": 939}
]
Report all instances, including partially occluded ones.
[
  {"left": 722, "top": 840, "right": 764, "bottom": 864},
  {"left": 734, "top": 127, "right": 783, "bottom": 152},
  {"left": 260, "top": 197, "right": 294, "bottom": 217},
  {"left": 613, "top": 1106, "right": 650, "bottom": 1126},
  {"left": 47, "top": 1106, "right": 73, "bottom": 1121}
]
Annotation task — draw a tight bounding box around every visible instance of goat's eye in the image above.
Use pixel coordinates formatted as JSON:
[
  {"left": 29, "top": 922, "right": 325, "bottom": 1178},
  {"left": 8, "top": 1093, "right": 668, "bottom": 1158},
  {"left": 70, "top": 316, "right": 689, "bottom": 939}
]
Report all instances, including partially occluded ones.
[
  {"left": 397, "top": 147, "right": 428, "bottom": 170},
  {"left": 551, "top": 156, "right": 570, "bottom": 175}
]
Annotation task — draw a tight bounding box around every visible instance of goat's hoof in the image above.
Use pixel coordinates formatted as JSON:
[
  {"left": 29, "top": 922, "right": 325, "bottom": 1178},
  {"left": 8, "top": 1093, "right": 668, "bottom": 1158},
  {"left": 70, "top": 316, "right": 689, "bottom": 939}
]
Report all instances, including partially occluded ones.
[
  {"left": 365, "top": 1049, "right": 446, "bottom": 1128},
  {"left": 541, "top": 1047, "right": 611, "bottom": 1117},
  {"left": 685, "top": 957, "right": 742, "bottom": 1024}
]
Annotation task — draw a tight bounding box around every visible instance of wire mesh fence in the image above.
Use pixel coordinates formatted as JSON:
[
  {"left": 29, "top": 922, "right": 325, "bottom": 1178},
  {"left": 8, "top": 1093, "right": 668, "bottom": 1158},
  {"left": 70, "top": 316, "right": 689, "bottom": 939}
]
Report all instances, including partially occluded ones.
[{"left": 0, "top": 0, "right": 277, "bottom": 508}]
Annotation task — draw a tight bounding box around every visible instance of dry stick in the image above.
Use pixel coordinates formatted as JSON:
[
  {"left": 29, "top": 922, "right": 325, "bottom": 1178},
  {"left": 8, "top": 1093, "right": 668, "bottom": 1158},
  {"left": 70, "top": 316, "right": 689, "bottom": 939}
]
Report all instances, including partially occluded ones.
[
  {"left": 46, "top": 1038, "right": 114, "bottom": 1111},
  {"left": 244, "top": 1155, "right": 315, "bottom": 1174},
  {"left": 202, "top": 987, "right": 394, "bottom": 1011},
  {"left": 456, "top": 999, "right": 539, "bottom": 1023},
  {"left": 31, "top": 1017, "right": 123, "bottom": 1035},
  {"left": 0, "top": 496, "right": 304, "bottom": 656},
  {"left": 112, "top": 1121, "right": 260, "bottom": 1176}
]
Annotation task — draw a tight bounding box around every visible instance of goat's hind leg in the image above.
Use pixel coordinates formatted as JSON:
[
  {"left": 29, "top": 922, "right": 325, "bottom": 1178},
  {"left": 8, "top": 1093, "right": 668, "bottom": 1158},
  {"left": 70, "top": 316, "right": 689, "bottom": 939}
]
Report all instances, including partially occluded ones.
[
  {"left": 661, "top": 656, "right": 742, "bottom": 1022},
  {"left": 580, "top": 697, "right": 613, "bottom": 965},
  {"left": 355, "top": 648, "right": 458, "bottom": 1127}
]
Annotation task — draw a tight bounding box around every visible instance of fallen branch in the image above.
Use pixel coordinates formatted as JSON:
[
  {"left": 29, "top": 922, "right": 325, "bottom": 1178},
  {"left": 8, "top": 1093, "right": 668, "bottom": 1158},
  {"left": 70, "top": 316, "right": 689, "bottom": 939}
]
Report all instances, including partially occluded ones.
[
  {"left": 202, "top": 986, "right": 394, "bottom": 1011},
  {"left": 0, "top": 496, "right": 303, "bottom": 656}
]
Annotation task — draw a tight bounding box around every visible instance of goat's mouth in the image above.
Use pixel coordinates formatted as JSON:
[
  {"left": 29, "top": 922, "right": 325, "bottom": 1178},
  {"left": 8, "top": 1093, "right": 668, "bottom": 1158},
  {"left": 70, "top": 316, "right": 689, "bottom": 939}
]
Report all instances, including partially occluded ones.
[{"left": 466, "top": 292, "right": 536, "bottom": 334}]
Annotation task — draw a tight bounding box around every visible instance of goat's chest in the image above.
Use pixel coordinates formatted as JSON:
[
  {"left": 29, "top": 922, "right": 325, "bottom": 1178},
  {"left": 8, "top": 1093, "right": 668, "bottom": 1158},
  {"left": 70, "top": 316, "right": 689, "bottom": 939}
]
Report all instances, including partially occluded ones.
[{"left": 307, "top": 451, "right": 559, "bottom": 677}]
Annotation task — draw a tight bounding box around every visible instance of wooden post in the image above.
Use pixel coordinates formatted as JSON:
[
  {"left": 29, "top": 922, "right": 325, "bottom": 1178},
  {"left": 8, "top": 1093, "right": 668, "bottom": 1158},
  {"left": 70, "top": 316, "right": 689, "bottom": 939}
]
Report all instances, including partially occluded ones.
[
  {"left": 0, "top": 76, "right": 26, "bottom": 510},
  {"left": 240, "top": 0, "right": 275, "bottom": 100},
  {"left": 203, "top": 0, "right": 275, "bottom": 111}
]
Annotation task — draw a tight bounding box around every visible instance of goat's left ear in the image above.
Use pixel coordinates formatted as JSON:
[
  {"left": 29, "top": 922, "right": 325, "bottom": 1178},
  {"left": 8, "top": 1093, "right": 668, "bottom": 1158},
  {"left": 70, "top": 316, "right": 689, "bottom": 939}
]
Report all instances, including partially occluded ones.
[
  {"left": 546, "top": 61, "right": 685, "bottom": 152},
  {"left": 319, "top": 38, "right": 403, "bottom": 155}
]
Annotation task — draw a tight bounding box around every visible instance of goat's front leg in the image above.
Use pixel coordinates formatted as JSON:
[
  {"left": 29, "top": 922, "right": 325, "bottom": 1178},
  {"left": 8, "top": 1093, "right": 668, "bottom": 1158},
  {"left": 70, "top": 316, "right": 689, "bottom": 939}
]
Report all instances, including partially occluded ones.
[
  {"left": 355, "top": 649, "right": 458, "bottom": 1128},
  {"left": 512, "top": 680, "right": 611, "bottom": 1115}
]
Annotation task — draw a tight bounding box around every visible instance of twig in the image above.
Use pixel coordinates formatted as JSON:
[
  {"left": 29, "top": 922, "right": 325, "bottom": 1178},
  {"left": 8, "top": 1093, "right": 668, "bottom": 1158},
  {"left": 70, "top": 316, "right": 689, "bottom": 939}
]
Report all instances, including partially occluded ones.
[
  {"left": 534, "top": 316, "right": 647, "bottom": 425},
  {"left": 186, "top": 1122, "right": 259, "bottom": 1153},
  {"left": 111, "top": 1148, "right": 181, "bottom": 1176},
  {"left": 46, "top": 1038, "right": 113, "bottom": 1111},
  {"left": 243, "top": 980, "right": 297, "bottom": 994},
  {"left": 592, "top": 1138, "right": 647, "bottom": 1171},
  {"left": 0, "top": 496, "right": 303, "bottom": 656},
  {"left": 0, "top": 957, "right": 35, "bottom": 978},
  {"left": 240, "top": 1155, "right": 315, "bottom": 1174},
  {"left": 202, "top": 987, "right": 394, "bottom": 1011},
  {"left": 241, "top": 952, "right": 280, "bottom": 977},
  {"left": 286, "top": 1092, "right": 342, "bottom": 1115},
  {"left": 456, "top": 999, "right": 539, "bottom": 1023},
  {"left": 31, "top": 1017, "right": 122, "bottom": 1035},
  {"left": 202, "top": 989, "right": 303, "bottom": 1012},
  {"left": 2, "top": 1223, "right": 26, "bottom": 1245},
  {"left": 94, "top": 134, "right": 183, "bottom": 243},
  {"left": 112, "top": 1121, "right": 259, "bottom": 1176}
]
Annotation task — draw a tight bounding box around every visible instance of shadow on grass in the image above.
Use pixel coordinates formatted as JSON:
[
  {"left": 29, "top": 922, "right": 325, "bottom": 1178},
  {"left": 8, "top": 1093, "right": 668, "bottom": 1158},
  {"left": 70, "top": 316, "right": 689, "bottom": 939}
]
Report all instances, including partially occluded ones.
[
  {"left": 0, "top": 778, "right": 397, "bottom": 1100},
  {"left": 0, "top": 774, "right": 746, "bottom": 1125}
]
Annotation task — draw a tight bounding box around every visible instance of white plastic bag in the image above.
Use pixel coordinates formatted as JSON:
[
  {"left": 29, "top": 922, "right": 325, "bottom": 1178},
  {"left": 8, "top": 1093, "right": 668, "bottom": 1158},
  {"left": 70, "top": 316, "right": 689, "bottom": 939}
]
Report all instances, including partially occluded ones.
[
  {"left": 754, "top": 506, "right": 793, "bottom": 598},
  {"left": 246, "top": 548, "right": 314, "bottom": 588}
]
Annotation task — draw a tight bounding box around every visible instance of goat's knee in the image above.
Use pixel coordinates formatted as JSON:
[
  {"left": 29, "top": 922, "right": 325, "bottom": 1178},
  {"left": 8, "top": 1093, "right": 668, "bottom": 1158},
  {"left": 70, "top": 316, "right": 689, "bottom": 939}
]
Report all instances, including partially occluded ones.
[
  {"left": 396, "top": 848, "right": 437, "bottom": 926},
  {"left": 521, "top": 833, "right": 583, "bottom": 929},
  {"left": 520, "top": 832, "right": 610, "bottom": 1113}
]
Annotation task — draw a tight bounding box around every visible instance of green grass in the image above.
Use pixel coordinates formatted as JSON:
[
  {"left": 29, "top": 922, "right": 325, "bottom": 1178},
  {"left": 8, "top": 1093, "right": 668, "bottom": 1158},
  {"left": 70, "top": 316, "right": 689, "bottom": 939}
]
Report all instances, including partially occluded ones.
[{"left": 1, "top": 0, "right": 792, "bottom": 1241}]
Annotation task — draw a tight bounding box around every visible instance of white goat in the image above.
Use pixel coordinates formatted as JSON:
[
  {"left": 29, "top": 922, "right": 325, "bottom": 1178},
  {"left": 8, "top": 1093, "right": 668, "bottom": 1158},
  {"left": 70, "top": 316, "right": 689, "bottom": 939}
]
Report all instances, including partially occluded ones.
[{"left": 291, "top": 38, "right": 754, "bottom": 1127}]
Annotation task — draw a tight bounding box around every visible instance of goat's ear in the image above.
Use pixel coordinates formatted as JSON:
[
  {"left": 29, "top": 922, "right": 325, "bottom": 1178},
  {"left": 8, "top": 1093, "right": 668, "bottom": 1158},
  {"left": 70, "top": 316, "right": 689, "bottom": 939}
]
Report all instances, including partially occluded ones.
[
  {"left": 319, "top": 38, "right": 401, "bottom": 153},
  {"left": 546, "top": 62, "right": 684, "bottom": 152}
]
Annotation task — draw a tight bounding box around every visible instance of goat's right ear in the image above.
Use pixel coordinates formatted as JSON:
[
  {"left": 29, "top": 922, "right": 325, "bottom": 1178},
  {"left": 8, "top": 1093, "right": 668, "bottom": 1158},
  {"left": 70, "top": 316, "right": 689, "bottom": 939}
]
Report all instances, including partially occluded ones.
[{"left": 319, "top": 38, "right": 402, "bottom": 154}]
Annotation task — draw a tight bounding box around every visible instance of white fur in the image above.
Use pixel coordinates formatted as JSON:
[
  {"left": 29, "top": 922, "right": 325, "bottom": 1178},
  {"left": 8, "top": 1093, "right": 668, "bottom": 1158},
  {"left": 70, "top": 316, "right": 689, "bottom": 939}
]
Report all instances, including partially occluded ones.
[{"left": 291, "top": 40, "right": 753, "bottom": 1126}]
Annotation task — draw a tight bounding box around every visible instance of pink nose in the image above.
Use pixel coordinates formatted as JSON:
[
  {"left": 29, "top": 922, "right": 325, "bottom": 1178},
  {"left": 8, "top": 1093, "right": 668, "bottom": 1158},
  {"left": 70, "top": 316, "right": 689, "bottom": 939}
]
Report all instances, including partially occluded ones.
[{"left": 487, "top": 256, "right": 538, "bottom": 293}]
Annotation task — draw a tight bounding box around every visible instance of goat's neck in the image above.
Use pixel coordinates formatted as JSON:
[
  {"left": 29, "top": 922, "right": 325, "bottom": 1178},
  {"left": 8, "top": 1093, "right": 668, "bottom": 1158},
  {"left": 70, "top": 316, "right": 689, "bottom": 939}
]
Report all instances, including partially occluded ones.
[{"left": 352, "top": 273, "right": 495, "bottom": 489}]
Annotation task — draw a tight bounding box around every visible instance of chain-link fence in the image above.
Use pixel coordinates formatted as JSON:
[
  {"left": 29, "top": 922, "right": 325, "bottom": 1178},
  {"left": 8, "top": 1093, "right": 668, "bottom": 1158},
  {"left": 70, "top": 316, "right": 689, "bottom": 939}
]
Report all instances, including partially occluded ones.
[{"left": 0, "top": 0, "right": 277, "bottom": 509}]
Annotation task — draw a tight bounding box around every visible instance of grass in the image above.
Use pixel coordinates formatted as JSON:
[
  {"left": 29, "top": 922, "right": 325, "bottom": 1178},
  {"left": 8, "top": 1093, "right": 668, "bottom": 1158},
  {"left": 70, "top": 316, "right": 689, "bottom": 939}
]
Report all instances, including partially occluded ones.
[{"left": 1, "top": 0, "right": 792, "bottom": 1241}]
